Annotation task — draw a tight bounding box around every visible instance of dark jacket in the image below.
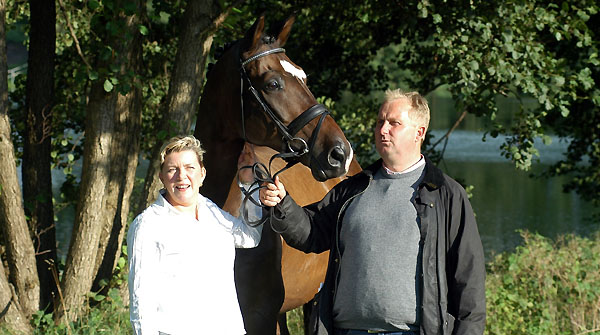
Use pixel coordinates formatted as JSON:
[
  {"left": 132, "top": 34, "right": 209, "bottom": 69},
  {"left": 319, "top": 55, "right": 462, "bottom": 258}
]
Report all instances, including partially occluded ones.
[{"left": 270, "top": 156, "right": 486, "bottom": 335}]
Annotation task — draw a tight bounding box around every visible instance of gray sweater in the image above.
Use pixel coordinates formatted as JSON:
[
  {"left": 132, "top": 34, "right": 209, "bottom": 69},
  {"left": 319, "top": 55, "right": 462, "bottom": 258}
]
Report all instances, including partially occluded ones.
[{"left": 332, "top": 163, "right": 425, "bottom": 332}]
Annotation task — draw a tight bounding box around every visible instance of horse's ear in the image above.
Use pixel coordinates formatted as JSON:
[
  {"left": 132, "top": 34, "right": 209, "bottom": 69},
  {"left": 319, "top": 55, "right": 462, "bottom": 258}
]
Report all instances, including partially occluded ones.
[
  {"left": 242, "top": 15, "right": 266, "bottom": 52},
  {"left": 275, "top": 15, "right": 296, "bottom": 47}
]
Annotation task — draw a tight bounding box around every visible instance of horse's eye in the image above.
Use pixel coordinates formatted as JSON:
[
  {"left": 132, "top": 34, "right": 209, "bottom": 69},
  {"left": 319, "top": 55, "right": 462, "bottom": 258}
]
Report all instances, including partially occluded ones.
[{"left": 264, "top": 79, "right": 281, "bottom": 91}]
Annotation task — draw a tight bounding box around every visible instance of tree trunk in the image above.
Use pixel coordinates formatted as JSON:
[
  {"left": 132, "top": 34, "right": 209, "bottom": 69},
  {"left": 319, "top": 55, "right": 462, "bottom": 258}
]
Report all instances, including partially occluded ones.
[
  {"left": 92, "top": 23, "right": 143, "bottom": 293},
  {"left": 0, "top": 0, "right": 41, "bottom": 322},
  {"left": 137, "top": 0, "right": 229, "bottom": 212},
  {"left": 55, "top": 78, "right": 115, "bottom": 323},
  {"left": 0, "top": 264, "right": 32, "bottom": 335},
  {"left": 23, "top": 0, "right": 57, "bottom": 311},
  {"left": 55, "top": 5, "right": 142, "bottom": 322}
]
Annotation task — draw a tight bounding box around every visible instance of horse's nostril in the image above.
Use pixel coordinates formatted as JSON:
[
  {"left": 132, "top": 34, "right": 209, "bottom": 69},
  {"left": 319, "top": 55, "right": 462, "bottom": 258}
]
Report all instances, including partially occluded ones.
[{"left": 328, "top": 146, "right": 346, "bottom": 167}]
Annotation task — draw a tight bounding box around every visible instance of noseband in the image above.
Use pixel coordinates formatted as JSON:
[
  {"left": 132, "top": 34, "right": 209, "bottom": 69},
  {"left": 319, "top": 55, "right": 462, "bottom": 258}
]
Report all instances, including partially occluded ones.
[{"left": 238, "top": 47, "right": 331, "bottom": 227}]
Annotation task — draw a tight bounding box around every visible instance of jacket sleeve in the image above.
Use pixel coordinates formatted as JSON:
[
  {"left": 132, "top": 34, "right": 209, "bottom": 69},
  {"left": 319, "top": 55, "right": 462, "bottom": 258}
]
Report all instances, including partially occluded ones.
[
  {"left": 445, "top": 178, "right": 487, "bottom": 335},
  {"left": 269, "top": 180, "right": 348, "bottom": 254}
]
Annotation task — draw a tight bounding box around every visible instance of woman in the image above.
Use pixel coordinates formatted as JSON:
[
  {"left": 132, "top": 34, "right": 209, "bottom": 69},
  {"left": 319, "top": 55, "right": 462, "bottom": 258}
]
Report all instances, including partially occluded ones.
[{"left": 127, "top": 136, "right": 262, "bottom": 335}]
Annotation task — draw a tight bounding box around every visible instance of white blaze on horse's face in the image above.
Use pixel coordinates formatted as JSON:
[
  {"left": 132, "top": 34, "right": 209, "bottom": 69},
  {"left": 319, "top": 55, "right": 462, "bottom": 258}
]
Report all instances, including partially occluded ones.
[
  {"left": 345, "top": 146, "right": 354, "bottom": 174},
  {"left": 280, "top": 60, "right": 307, "bottom": 83}
]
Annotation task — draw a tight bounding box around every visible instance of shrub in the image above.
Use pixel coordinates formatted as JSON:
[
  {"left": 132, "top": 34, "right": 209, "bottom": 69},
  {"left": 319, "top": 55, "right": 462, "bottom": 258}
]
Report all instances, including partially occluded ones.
[{"left": 486, "top": 230, "right": 600, "bottom": 335}]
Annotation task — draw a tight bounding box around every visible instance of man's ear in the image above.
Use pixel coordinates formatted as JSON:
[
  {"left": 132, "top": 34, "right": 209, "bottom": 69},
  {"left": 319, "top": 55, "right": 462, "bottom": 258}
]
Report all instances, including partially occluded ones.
[{"left": 416, "top": 126, "right": 426, "bottom": 143}]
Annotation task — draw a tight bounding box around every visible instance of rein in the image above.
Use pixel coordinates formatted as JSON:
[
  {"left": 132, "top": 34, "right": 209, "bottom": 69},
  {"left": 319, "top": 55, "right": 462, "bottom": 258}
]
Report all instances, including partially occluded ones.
[{"left": 238, "top": 47, "right": 330, "bottom": 227}]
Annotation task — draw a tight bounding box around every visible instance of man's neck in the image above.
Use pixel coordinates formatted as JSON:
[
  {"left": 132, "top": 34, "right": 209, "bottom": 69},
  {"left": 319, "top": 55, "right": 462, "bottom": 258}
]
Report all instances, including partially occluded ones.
[{"left": 382, "top": 154, "right": 424, "bottom": 174}]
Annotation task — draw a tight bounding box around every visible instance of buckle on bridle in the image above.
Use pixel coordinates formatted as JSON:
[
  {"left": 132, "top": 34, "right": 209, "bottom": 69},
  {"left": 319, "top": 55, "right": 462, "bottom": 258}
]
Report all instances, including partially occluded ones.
[{"left": 286, "top": 137, "right": 308, "bottom": 156}]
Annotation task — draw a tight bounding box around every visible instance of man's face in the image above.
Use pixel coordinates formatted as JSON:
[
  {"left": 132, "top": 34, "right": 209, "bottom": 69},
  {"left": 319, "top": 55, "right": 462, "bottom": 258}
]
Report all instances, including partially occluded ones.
[
  {"left": 159, "top": 150, "right": 206, "bottom": 210},
  {"left": 374, "top": 98, "right": 422, "bottom": 165}
]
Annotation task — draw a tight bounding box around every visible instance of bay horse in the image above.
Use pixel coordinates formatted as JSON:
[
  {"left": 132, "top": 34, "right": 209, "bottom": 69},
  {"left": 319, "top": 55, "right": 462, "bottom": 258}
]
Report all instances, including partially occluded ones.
[{"left": 194, "top": 15, "right": 361, "bottom": 334}]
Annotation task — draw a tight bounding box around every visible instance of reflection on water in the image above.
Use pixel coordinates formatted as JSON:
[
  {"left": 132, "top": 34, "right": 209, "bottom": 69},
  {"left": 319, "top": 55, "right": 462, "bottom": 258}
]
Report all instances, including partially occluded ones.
[{"left": 431, "top": 130, "right": 598, "bottom": 260}]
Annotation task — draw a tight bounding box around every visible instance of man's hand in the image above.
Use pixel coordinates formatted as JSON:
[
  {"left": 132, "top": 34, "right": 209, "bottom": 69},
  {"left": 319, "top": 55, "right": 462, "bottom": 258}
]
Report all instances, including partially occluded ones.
[{"left": 259, "top": 176, "right": 286, "bottom": 207}]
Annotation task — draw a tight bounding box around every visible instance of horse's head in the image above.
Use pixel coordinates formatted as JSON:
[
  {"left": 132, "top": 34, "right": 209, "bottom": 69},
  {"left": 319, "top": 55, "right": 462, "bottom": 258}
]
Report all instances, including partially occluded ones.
[
  {"left": 234, "top": 15, "right": 353, "bottom": 181},
  {"left": 196, "top": 15, "right": 355, "bottom": 205}
]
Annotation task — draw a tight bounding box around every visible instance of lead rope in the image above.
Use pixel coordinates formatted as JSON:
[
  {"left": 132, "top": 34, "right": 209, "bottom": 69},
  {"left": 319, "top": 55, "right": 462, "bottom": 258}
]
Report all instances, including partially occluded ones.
[
  {"left": 237, "top": 109, "right": 328, "bottom": 229},
  {"left": 238, "top": 153, "right": 299, "bottom": 229}
]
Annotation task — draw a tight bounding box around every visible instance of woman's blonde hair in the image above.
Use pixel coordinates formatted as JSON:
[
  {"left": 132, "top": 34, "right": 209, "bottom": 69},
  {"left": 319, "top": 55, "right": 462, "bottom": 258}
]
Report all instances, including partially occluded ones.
[{"left": 159, "top": 135, "right": 206, "bottom": 168}]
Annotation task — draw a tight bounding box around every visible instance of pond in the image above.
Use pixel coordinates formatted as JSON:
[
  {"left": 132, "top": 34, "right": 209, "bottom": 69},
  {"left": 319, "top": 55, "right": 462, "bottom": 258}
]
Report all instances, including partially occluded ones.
[{"left": 429, "top": 129, "right": 598, "bottom": 260}]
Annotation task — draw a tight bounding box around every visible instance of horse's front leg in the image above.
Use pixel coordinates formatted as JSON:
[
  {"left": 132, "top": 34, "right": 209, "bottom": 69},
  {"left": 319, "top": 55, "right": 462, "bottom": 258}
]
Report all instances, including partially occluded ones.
[{"left": 234, "top": 225, "right": 284, "bottom": 335}]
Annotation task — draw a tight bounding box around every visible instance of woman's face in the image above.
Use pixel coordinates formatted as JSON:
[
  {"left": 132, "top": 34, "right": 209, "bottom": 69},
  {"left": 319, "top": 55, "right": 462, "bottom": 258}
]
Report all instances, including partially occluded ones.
[{"left": 159, "top": 150, "right": 206, "bottom": 211}]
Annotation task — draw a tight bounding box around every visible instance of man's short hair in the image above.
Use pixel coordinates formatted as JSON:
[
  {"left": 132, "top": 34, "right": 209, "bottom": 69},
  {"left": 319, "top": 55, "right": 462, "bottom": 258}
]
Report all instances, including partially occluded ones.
[
  {"left": 159, "top": 135, "right": 206, "bottom": 168},
  {"left": 384, "top": 88, "right": 430, "bottom": 131}
]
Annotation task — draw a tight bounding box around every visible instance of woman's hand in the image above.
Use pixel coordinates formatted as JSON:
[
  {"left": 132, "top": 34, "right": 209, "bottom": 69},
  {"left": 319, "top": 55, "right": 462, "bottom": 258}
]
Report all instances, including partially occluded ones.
[{"left": 259, "top": 176, "right": 286, "bottom": 207}]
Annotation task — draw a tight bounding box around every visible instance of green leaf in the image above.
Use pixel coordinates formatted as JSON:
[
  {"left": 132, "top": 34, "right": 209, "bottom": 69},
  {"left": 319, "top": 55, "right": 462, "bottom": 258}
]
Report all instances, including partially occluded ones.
[
  {"left": 87, "top": 0, "right": 100, "bottom": 10},
  {"left": 92, "top": 294, "right": 106, "bottom": 302},
  {"left": 124, "top": 1, "right": 137, "bottom": 15},
  {"left": 139, "top": 24, "right": 149, "bottom": 36},
  {"left": 103, "top": 79, "right": 114, "bottom": 92},
  {"left": 554, "top": 75, "right": 565, "bottom": 86},
  {"left": 542, "top": 135, "right": 552, "bottom": 145},
  {"left": 159, "top": 11, "right": 170, "bottom": 24},
  {"left": 88, "top": 70, "right": 98, "bottom": 80}
]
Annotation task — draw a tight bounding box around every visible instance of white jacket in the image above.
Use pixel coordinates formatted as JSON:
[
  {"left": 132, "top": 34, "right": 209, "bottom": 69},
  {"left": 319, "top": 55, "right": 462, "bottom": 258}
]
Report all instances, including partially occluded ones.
[{"left": 127, "top": 190, "right": 262, "bottom": 335}]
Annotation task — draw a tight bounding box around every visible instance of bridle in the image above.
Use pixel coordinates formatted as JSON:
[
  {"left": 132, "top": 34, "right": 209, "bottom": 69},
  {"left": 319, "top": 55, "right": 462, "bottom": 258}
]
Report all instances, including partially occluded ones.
[
  {"left": 238, "top": 46, "right": 330, "bottom": 227},
  {"left": 239, "top": 47, "right": 330, "bottom": 165}
]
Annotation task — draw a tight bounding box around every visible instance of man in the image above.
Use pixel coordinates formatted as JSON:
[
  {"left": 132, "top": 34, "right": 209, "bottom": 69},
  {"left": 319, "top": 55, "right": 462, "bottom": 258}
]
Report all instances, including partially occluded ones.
[{"left": 260, "top": 89, "right": 486, "bottom": 335}]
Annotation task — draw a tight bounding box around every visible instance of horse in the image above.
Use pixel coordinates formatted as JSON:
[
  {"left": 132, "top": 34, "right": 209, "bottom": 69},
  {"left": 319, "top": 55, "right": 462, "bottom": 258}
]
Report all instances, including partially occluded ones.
[{"left": 194, "top": 15, "right": 361, "bottom": 334}]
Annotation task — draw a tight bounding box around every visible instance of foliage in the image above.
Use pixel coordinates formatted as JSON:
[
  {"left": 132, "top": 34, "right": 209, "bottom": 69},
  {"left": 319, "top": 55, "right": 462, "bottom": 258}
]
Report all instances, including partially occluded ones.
[
  {"left": 325, "top": 95, "right": 380, "bottom": 167},
  {"left": 285, "top": 307, "right": 305, "bottom": 335},
  {"left": 0, "top": 288, "right": 131, "bottom": 335},
  {"left": 486, "top": 231, "right": 600, "bottom": 335}
]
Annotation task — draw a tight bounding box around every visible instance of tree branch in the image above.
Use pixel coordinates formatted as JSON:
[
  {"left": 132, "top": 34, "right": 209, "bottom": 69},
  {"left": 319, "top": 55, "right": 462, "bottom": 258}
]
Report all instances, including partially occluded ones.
[
  {"left": 211, "top": 0, "right": 246, "bottom": 32},
  {"left": 57, "top": 0, "right": 92, "bottom": 71},
  {"left": 431, "top": 109, "right": 468, "bottom": 150}
]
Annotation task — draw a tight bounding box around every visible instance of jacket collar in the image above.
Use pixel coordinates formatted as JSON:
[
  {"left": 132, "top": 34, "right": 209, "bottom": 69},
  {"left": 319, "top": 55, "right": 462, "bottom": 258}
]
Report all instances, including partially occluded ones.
[{"left": 361, "top": 155, "right": 444, "bottom": 190}]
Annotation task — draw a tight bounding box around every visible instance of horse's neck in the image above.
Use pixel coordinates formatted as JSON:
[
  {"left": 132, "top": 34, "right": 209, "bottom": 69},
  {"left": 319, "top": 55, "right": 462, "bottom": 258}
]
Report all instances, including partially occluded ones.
[
  {"left": 195, "top": 51, "right": 247, "bottom": 207},
  {"left": 196, "top": 94, "right": 242, "bottom": 207},
  {"left": 201, "top": 138, "right": 244, "bottom": 207}
]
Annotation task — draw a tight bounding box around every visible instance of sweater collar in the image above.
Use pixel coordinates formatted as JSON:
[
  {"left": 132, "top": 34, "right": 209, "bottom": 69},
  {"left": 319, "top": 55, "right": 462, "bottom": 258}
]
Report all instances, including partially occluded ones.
[{"left": 362, "top": 155, "right": 444, "bottom": 190}]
